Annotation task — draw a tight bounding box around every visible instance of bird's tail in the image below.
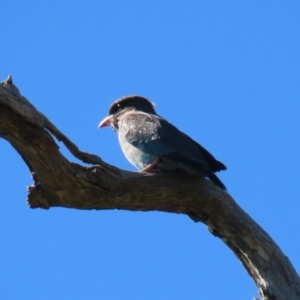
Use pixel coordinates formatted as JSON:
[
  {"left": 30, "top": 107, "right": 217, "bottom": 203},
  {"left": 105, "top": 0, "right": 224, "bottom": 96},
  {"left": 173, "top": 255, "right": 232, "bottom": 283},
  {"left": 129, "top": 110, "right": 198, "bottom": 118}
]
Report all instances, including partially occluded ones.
[{"left": 202, "top": 166, "right": 227, "bottom": 190}]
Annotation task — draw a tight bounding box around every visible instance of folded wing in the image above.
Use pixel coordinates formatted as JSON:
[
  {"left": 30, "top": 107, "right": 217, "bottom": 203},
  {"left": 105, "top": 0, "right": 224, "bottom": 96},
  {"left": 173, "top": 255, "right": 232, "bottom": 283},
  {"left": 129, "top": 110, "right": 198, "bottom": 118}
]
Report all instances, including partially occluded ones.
[{"left": 120, "top": 111, "right": 226, "bottom": 189}]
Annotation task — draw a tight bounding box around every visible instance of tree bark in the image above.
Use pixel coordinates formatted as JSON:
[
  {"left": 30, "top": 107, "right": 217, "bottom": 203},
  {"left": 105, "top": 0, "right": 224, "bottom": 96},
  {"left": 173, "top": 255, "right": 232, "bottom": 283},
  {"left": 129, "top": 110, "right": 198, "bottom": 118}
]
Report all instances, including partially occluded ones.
[{"left": 0, "top": 76, "right": 299, "bottom": 299}]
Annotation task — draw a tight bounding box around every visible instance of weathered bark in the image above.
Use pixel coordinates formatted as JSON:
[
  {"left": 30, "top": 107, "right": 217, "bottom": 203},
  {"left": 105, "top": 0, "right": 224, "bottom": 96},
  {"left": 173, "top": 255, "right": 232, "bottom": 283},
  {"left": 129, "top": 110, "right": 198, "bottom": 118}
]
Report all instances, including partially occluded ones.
[{"left": 0, "top": 76, "right": 299, "bottom": 299}]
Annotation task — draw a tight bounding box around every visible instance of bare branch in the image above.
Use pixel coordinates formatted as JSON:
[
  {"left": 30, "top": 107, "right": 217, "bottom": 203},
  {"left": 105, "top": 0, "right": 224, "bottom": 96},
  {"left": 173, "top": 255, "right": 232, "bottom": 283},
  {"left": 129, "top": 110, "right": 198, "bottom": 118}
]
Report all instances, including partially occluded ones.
[{"left": 0, "top": 76, "right": 299, "bottom": 299}]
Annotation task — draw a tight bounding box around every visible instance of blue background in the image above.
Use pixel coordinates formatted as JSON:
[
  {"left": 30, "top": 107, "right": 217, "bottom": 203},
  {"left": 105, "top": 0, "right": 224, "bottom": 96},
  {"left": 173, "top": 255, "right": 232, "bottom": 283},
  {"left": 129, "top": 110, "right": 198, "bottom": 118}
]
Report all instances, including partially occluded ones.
[{"left": 1, "top": 1, "right": 299, "bottom": 299}]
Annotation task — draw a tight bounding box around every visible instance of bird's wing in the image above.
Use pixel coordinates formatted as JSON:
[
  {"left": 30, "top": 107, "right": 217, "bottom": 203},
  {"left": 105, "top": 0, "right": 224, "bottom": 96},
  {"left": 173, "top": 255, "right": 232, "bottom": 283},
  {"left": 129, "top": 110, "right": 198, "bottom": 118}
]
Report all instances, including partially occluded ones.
[{"left": 119, "top": 111, "right": 225, "bottom": 171}]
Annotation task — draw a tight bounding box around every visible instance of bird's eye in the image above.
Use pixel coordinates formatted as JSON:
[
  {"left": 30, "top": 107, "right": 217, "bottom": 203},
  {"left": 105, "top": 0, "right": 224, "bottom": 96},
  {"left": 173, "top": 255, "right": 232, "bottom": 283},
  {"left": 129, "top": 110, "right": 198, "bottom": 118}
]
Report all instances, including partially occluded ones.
[{"left": 111, "top": 103, "right": 122, "bottom": 114}]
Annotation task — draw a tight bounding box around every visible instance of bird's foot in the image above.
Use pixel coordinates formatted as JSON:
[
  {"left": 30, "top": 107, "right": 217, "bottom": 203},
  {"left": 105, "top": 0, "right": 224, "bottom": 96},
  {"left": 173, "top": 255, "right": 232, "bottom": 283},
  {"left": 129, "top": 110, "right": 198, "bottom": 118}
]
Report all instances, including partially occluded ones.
[{"left": 139, "top": 158, "right": 161, "bottom": 173}]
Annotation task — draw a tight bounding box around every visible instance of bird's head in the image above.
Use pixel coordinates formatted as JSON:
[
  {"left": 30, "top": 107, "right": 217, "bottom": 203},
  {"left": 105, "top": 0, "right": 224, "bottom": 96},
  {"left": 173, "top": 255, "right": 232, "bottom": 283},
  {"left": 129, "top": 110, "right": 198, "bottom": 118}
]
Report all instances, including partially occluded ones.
[{"left": 98, "top": 95, "right": 156, "bottom": 130}]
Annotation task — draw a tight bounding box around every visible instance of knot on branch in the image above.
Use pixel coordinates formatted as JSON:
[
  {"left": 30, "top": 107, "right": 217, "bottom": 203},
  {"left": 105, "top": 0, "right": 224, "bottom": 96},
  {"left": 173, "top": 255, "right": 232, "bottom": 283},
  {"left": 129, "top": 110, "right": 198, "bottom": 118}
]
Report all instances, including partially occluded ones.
[
  {"left": 27, "top": 183, "right": 50, "bottom": 209},
  {"left": 26, "top": 172, "right": 52, "bottom": 209},
  {"left": 0, "top": 75, "right": 21, "bottom": 97}
]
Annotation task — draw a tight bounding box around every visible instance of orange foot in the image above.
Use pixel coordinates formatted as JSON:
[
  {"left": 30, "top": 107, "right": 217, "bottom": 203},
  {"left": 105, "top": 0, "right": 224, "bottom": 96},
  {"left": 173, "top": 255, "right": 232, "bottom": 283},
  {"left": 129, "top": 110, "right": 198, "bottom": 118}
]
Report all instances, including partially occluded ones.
[{"left": 139, "top": 158, "right": 161, "bottom": 173}]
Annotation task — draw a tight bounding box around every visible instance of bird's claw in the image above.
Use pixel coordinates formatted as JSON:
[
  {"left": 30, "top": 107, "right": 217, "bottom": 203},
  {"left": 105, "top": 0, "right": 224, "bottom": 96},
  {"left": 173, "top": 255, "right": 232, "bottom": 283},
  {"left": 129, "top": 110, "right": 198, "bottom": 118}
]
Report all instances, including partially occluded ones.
[{"left": 139, "top": 158, "right": 161, "bottom": 173}]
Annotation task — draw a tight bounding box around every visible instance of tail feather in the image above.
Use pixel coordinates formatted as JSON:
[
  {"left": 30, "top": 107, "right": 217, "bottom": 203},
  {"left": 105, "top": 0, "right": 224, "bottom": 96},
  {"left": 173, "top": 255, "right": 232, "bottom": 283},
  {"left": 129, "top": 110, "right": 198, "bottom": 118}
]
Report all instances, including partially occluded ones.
[{"left": 202, "top": 166, "right": 227, "bottom": 190}]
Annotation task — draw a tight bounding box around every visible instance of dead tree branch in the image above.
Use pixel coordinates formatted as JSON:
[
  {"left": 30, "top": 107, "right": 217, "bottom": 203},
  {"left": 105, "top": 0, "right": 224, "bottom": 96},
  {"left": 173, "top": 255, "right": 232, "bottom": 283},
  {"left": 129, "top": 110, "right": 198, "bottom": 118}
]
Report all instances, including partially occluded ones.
[{"left": 0, "top": 76, "right": 299, "bottom": 299}]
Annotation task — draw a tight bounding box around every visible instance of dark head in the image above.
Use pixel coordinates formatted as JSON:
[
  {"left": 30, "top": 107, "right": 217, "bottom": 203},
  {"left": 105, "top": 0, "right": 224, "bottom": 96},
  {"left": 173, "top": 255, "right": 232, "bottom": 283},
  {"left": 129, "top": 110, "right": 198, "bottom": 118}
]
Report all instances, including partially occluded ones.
[
  {"left": 109, "top": 95, "right": 156, "bottom": 115},
  {"left": 99, "top": 95, "right": 156, "bottom": 129}
]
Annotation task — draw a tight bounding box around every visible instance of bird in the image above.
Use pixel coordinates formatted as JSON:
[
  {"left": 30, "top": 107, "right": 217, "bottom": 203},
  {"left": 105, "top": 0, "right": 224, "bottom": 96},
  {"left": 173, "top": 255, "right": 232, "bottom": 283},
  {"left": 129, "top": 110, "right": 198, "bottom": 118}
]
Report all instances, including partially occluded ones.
[{"left": 98, "top": 95, "right": 227, "bottom": 190}]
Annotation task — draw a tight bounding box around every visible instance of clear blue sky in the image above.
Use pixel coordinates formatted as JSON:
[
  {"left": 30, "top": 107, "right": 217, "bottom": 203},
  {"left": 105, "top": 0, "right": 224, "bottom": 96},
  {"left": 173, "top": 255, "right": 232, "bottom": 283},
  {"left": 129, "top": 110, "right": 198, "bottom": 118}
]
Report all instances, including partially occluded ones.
[{"left": 1, "top": 1, "right": 299, "bottom": 299}]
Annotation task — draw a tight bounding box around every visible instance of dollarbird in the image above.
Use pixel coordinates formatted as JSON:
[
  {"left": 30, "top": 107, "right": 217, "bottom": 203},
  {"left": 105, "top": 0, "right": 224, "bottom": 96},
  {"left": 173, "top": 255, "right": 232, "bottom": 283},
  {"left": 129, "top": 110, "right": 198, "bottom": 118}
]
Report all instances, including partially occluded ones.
[{"left": 98, "top": 95, "right": 227, "bottom": 190}]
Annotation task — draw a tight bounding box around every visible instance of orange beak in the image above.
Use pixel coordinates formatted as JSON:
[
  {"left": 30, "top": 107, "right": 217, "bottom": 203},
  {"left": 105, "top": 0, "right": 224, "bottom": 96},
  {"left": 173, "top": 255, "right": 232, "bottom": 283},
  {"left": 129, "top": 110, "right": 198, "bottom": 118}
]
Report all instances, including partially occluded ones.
[{"left": 98, "top": 115, "right": 113, "bottom": 129}]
